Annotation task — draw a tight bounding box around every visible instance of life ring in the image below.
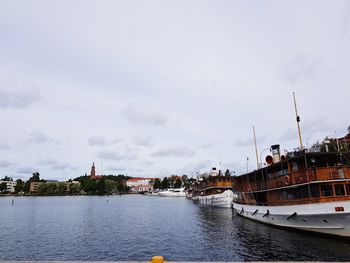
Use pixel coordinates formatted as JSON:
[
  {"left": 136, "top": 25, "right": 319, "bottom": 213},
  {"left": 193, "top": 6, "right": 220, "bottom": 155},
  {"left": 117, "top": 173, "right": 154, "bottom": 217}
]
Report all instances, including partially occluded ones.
[{"left": 283, "top": 175, "right": 290, "bottom": 185}]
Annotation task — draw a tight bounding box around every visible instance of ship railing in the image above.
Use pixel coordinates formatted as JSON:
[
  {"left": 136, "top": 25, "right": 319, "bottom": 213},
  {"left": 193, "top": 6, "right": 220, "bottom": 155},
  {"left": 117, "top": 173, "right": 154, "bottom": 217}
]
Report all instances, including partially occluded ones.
[{"left": 240, "top": 166, "right": 350, "bottom": 192}]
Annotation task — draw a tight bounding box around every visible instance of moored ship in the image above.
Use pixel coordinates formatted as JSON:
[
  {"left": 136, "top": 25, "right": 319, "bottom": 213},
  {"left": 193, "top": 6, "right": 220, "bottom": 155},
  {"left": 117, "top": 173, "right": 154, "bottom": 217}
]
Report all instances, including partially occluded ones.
[
  {"left": 193, "top": 168, "right": 234, "bottom": 208},
  {"left": 232, "top": 141, "right": 350, "bottom": 237}
]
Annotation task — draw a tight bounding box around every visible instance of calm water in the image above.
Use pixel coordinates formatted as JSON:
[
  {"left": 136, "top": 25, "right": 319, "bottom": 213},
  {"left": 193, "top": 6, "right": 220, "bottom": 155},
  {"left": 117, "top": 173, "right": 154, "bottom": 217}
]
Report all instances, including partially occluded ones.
[{"left": 1, "top": 195, "right": 350, "bottom": 261}]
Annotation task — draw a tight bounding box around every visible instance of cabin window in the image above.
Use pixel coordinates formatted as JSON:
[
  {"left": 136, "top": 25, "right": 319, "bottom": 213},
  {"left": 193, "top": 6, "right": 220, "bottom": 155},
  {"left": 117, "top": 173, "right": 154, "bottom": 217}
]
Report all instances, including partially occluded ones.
[
  {"left": 291, "top": 162, "right": 298, "bottom": 171},
  {"left": 310, "top": 184, "right": 320, "bottom": 197},
  {"left": 294, "top": 185, "right": 309, "bottom": 199},
  {"left": 320, "top": 184, "right": 333, "bottom": 197},
  {"left": 335, "top": 184, "right": 345, "bottom": 196},
  {"left": 338, "top": 168, "right": 345, "bottom": 179},
  {"left": 346, "top": 184, "right": 350, "bottom": 195}
]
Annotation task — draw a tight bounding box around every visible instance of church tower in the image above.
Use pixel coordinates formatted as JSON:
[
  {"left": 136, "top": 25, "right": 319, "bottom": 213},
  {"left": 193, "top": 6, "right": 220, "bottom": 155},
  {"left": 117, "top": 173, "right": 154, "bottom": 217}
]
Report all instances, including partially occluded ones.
[{"left": 90, "top": 162, "right": 96, "bottom": 178}]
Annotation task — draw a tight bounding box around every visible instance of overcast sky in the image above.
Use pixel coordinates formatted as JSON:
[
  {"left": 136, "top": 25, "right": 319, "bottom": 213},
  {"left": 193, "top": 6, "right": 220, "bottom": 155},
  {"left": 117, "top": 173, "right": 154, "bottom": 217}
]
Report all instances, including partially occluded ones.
[{"left": 0, "top": 0, "right": 349, "bottom": 181}]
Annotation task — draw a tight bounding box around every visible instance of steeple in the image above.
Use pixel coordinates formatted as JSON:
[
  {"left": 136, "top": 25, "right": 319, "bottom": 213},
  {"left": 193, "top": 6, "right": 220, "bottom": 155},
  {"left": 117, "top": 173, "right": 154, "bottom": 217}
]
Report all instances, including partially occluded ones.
[{"left": 90, "top": 162, "right": 96, "bottom": 178}]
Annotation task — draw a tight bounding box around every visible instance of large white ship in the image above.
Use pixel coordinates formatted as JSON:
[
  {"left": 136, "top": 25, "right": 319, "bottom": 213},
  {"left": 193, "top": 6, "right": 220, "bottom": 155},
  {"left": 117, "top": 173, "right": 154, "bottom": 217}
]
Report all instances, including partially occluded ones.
[{"left": 232, "top": 142, "right": 350, "bottom": 237}]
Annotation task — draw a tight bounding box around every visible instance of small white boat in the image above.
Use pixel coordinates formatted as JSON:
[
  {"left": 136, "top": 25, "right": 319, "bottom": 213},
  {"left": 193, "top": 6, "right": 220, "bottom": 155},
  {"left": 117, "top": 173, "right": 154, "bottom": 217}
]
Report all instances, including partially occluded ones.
[{"left": 158, "top": 188, "right": 186, "bottom": 197}]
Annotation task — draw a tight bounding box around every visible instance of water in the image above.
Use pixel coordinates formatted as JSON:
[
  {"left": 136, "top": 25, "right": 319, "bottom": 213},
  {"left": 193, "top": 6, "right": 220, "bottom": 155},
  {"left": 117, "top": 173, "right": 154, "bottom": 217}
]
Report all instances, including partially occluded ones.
[{"left": 1, "top": 195, "right": 350, "bottom": 261}]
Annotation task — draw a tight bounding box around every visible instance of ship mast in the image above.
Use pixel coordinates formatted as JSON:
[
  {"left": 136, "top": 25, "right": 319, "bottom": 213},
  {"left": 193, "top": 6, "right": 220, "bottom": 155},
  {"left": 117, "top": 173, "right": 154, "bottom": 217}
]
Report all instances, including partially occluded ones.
[
  {"left": 293, "top": 92, "right": 304, "bottom": 150},
  {"left": 253, "top": 125, "right": 260, "bottom": 169}
]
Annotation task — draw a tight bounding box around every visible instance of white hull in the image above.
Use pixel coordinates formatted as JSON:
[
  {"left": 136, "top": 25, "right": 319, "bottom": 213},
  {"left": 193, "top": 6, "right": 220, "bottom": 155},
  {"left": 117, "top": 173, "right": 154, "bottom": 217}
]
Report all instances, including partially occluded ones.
[
  {"left": 158, "top": 188, "right": 186, "bottom": 197},
  {"left": 233, "top": 200, "right": 350, "bottom": 237},
  {"left": 198, "top": 190, "right": 233, "bottom": 208}
]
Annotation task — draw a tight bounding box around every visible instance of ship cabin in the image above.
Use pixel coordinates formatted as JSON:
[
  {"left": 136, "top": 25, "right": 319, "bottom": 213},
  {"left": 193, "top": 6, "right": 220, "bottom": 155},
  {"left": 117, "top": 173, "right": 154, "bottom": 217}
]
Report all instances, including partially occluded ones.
[
  {"left": 233, "top": 147, "right": 350, "bottom": 207},
  {"left": 195, "top": 169, "right": 234, "bottom": 196}
]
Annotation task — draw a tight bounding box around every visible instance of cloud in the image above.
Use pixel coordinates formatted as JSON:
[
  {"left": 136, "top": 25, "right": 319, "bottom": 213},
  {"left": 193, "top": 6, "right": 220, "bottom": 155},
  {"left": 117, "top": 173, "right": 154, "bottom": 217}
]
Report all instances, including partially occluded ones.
[
  {"left": 0, "top": 160, "right": 14, "bottom": 168},
  {"left": 122, "top": 108, "right": 167, "bottom": 126},
  {"left": 283, "top": 54, "right": 323, "bottom": 85},
  {"left": 88, "top": 136, "right": 120, "bottom": 146},
  {"left": 0, "top": 79, "right": 40, "bottom": 109},
  {"left": 28, "top": 132, "right": 59, "bottom": 144},
  {"left": 16, "top": 166, "right": 39, "bottom": 174},
  {"left": 107, "top": 165, "right": 127, "bottom": 172},
  {"left": 198, "top": 143, "right": 214, "bottom": 149},
  {"left": 151, "top": 147, "right": 196, "bottom": 157},
  {"left": 0, "top": 143, "right": 9, "bottom": 150},
  {"left": 183, "top": 159, "right": 212, "bottom": 173},
  {"left": 132, "top": 134, "right": 154, "bottom": 147},
  {"left": 38, "top": 159, "right": 75, "bottom": 170},
  {"left": 234, "top": 135, "right": 268, "bottom": 147},
  {"left": 97, "top": 148, "right": 138, "bottom": 161}
]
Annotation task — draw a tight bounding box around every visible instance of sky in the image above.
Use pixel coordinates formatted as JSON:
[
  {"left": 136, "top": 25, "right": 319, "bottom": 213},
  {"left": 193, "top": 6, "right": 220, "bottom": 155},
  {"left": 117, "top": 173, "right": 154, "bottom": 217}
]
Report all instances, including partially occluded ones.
[{"left": 0, "top": 0, "right": 349, "bottom": 181}]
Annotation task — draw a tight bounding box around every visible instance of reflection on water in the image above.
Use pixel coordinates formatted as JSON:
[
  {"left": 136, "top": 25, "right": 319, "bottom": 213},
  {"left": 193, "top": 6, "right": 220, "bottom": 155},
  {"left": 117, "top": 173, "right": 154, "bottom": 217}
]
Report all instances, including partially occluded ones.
[{"left": 1, "top": 195, "right": 350, "bottom": 261}]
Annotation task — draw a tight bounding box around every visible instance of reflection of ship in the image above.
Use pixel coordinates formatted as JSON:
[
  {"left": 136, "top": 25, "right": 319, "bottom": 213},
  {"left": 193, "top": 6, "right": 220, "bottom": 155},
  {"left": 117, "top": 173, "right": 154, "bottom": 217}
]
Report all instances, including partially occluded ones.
[
  {"left": 193, "top": 168, "right": 234, "bottom": 208},
  {"left": 232, "top": 93, "right": 350, "bottom": 237},
  {"left": 158, "top": 187, "right": 186, "bottom": 197}
]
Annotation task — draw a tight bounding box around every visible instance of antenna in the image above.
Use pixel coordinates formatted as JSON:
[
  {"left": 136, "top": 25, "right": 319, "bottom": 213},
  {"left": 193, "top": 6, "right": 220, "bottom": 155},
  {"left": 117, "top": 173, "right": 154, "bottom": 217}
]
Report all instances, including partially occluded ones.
[
  {"left": 253, "top": 125, "right": 259, "bottom": 169},
  {"left": 293, "top": 92, "right": 304, "bottom": 150}
]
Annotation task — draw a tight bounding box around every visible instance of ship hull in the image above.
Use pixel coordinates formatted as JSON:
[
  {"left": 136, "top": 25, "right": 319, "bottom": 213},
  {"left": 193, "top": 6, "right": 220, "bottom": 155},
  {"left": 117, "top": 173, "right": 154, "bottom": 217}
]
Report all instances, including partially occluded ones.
[
  {"left": 198, "top": 190, "right": 233, "bottom": 208},
  {"left": 233, "top": 201, "right": 350, "bottom": 237}
]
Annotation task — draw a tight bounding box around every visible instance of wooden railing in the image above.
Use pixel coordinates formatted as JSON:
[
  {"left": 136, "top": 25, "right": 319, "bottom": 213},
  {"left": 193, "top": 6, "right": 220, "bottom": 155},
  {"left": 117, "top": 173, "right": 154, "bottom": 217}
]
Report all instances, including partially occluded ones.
[{"left": 238, "top": 166, "right": 350, "bottom": 192}]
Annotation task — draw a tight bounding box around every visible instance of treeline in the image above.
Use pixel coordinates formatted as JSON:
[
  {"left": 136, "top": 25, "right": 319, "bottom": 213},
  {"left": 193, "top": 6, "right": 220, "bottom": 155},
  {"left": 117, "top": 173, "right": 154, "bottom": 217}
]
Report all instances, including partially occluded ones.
[
  {"left": 0, "top": 173, "right": 131, "bottom": 195},
  {"left": 153, "top": 175, "right": 195, "bottom": 190},
  {"left": 73, "top": 175, "right": 130, "bottom": 195}
]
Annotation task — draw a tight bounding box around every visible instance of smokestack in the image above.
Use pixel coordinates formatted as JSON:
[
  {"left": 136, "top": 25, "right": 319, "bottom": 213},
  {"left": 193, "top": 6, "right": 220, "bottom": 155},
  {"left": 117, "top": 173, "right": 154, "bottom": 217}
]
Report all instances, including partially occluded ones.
[{"left": 271, "top": 144, "right": 281, "bottom": 163}]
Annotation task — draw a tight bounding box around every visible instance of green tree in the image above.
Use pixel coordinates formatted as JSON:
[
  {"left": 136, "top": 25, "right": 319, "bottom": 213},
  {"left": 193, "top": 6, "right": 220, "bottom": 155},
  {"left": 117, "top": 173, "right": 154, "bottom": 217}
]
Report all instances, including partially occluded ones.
[
  {"left": 14, "top": 179, "right": 24, "bottom": 193},
  {"left": 1, "top": 176, "right": 12, "bottom": 181},
  {"left": 37, "top": 183, "right": 47, "bottom": 195},
  {"left": 105, "top": 179, "right": 116, "bottom": 194},
  {"left": 56, "top": 182, "right": 66, "bottom": 194},
  {"left": 153, "top": 178, "right": 161, "bottom": 189},
  {"left": 69, "top": 183, "right": 80, "bottom": 194},
  {"left": 174, "top": 178, "right": 182, "bottom": 188},
  {"left": 0, "top": 182, "right": 7, "bottom": 193},
  {"left": 96, "top": 178, "right": 106, "bottom": 195},
  {"left": 116, "top": 181, "right": 125, "bottom": 193},
  {"left": 46, "top": 183, "right": 57, "bottom": 195},
  {"left": 161, "top": 177, "right": 169, "bottom": 189}
]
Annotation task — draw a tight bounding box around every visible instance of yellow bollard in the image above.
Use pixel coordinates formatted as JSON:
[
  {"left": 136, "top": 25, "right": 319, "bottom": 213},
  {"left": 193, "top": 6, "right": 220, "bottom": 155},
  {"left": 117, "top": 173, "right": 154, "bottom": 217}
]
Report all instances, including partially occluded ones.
[{"left": 147, "top": 255, "right": 168, "bottom": 263}]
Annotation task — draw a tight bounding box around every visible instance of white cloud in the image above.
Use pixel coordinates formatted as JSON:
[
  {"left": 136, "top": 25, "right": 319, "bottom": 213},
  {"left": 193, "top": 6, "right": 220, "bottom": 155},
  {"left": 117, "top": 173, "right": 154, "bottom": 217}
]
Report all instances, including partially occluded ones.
[
  {"left": 28, "top": 132, "right": 59, "bottom": 144},
  {"left": 122, "top": 107, "right": 167, "bottom": 126},
  {"left": 151, "top": 147, "right": 196, "bottom": 157},
  {"left": 0, "top": 79, "right": 40, "bottom": 109},
  {"left": 88, "top": 136, "right": 120, "bottom": 146}
]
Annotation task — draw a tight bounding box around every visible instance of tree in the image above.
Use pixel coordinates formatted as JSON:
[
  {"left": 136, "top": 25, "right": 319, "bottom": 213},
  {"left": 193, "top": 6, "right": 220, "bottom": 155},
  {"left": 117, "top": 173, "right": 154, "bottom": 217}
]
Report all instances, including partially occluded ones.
[
  {"left": 96, "top": 178, "right": 106, "bottom": 195},
  {"left": 56, "top": 182, "right": 66, "bottom": 194},
  {"left": 153, "top": 178, "right": 161, "bottom": 190},
  {"left": 161, "top": 177, "right": 169, "bottom": 189},
  {"left": 348, "top": 125, "right": 350, "bottom": 134},
  {"left": 0, "top": 182, "right": 7, "bottom": 193},
  {"left": 225, "top": 169, "right": 231, "bottom": 177},
  {"left": 15, "top": 179, "right": 24, "bottom": 193},
  {"left": 69, "top": 183, "right": 80, "bottom": 194},
  {"left": 174, "top": 178, "right": 182, "bottom": 188},
  {"left": 1, "top": 176, "right": 12, "bottom": 181},
  {"left": 105, "top": 179, "right": 116, "bottom": 194}
]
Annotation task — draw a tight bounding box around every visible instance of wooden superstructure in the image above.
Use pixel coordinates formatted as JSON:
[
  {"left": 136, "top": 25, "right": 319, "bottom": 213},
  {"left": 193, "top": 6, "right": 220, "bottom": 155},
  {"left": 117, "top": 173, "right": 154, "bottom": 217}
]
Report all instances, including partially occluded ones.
[{"left": 233, "top": 150, "right": 350, "bottom": 206}]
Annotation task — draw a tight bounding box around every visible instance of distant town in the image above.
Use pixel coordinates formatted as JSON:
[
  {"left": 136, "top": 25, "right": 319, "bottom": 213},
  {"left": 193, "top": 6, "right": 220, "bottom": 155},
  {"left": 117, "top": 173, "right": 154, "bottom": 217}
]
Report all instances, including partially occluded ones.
[{"left": 0, "top": 162, "right": 210, "bottom": 196}]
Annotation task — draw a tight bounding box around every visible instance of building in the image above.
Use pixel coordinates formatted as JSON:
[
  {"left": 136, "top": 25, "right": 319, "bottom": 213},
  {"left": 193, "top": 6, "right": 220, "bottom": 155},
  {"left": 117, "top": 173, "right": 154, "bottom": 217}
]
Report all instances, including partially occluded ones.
[
  {"left": 0, "top": 180, "right": 17, "bottom": 193},
  {"left": 127, "top": 178, "right": 155, "bottom": 192},
  {"left": 90, "top": 162, "right": 102, "bottom": 180},
  {"left": 29, "top": 182, "right": 42, "bottom": 193}
]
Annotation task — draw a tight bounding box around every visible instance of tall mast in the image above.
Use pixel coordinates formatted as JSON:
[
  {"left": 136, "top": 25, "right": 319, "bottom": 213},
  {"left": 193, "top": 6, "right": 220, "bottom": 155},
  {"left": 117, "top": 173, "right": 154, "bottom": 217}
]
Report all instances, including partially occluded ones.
[
  {"left": 253, "top": 125, "right": 260, "bottom": 169},
  {"left": 293, "top": 92, "right": 304, "bottom": 150}
]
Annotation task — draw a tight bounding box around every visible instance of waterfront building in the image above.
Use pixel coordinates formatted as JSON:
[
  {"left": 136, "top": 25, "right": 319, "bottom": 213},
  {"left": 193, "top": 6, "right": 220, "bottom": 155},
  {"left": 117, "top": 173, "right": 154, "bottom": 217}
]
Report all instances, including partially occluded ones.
[
  {"left": 30, "top": 182, "right": 42, "bottom": 193},
  {"left": 127, "top": 178, "right": 155, "bottom": 192},
  {"left": 0, "top": 180, "right": 17, "bottom": 193}
]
